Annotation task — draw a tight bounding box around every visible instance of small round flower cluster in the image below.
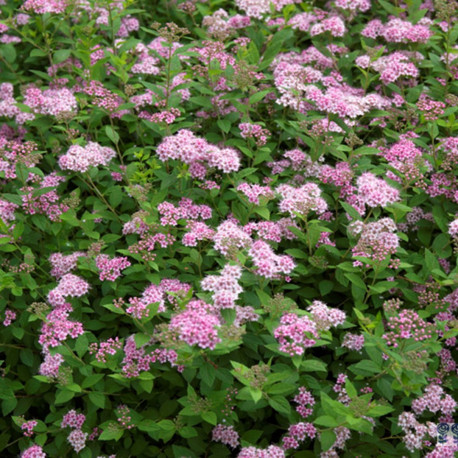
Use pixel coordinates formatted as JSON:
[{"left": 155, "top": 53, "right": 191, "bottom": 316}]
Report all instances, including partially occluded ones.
[
  {"left": 448, "top": 218, "right": 458, "bottom": 238},
  {"left": 293, "top": 387, "right": 315, "bottom": 418},
  {"left": 202, "top": 10, "right": 251, "bottom": 40},
  {"left": 39, "top": 303, "right": 84, "bottom": 350},
  {"left": 341, "top": 333, "right": 365, "bottom": 352},
  {"left": 201, "top": 264, "right": 243, "bottom": 309},
  {"left": 20, "top": 445, "right": 46, "bottom": 458},
  {"left": 249, "top": 240, "right": 295, "bottom": 279},
  {"left": 274, "top": 312, "right": 319, "bottom": 356},
  {"left": 362, "top": 18, "right": 432, "bottom": 43},
  {"left": 95, "top": 254, "right": 131, "bottom": 282},
  {"left": 38, "top": 352, "right": 64, "bottom": 378},
  {"left": 20, "top": 419, "right": 38, "bottom": 437},
  {"left": 67, "top": 429, "right": 88, "bottom": 453},
  {"left": 47, "top": 273, "right": 90, "bottom": 307},
  {"left": 182, "top": 221, "right": 215, "bottom": 247},
  {"left": 282, "top": 422, "right": 316, "bottom": 449},
  {"left": 82, "top": 81, "right": 126, "bottom": 117},
  {"left": 356, "top": 172, "right": 400, "bottom": 208},
  {"left": 244, "top": 218, "right": 298, "bottom": 243},
  {"left": 239, "top": 123, "right": 270, "bottom": 147},
  {"left": 235, "top": 0, "right": 270, "bottom": 19},
  {"left": 238, "top": 445, "right": 285, "bottom": 458},
  {"left": 307, "top": 300, "right": 346, "bottom": 331},
  {"left": 237, "top": 182, "right": 275, "bottom": 205},
  {"left": 397, "top": 412, "right": 436, "bottom": 452},
  {"left": 58, "top": 142, "right": 116, "bottom": 172},
  {"left": 169, "top": 300, "right": 221, "bottom": 350},
  {"left": 157, "top": 197, "right": 212, "bottom": 226},
  {"left": 310, "top": 16, "right": 346, "bottom": 37},
  {"left": 335, "top": 0, "right": 370, "bottom": 12},
  {"left": 61, "top": 410, "right": 86, "bottom": 429},
  {"left": 349, "top": 217, "right": 400, "bottom": 267},
  {"left": 383, "top": 309, "right": 435, "bottom": 347},
  {"left": 21, "top": 173, "right": 68, "bottom": 222},
  {"left": 156, "top": 129, "right": 241, "bottom": 177},
  {"left": 364, "top": 51, "right": 420, "bottom": 85},
  {"left": 23, "top": 86, "right": 77, "bottom": 118},
  {"left": 116, "top": 404, "right": 135, "bottom": 429},
  {"left": 49, "top": 252, "right": 86, "bottom": 278},
  {"left": 411, "top": 384, "right": 456, "bottom": 418},
  {"left": 417, "top": 94, "right": 446, "bottom": 121},
  {"left": 0, "top": 139, "right": 40, "bottom": 180},
  {"left": 0, "top": 199, "right": 18, "bottom": 226},
  {"left": 214, "top": 220, "right": 252, "bottom": 256},
  {"left": 121, "top": 335, "right": 177, "bottom": 378},
  {"left": 3, "top": 308, "right": 16, "bottom": 326},
  {"left": 277, "top": 183, "right": 328, "bottom": 218},
  {"left": 212, "top": 424, "right": 240, "bottom": 448},
  {"left": 321, "top": 426, "right": 352, "bottom": 455},
  {"left": 89, "top": 337, "right": 123, "bottom": 363}
]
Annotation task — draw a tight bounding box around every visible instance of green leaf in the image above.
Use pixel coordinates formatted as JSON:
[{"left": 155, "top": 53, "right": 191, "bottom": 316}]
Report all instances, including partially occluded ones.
[
  {"left": 54, "top": 49, "right": 72, "bottom": 63},
  {"left": 368, "top": 405, "right": 394, "bottom": 417},
  {"left": 201, "top": 411, "right": 217, "bottom": 425},
  {"left": 268, "top": 396, "right": 291, "bottom": 415},
  {"left": 105, "top": 126, "right": 120, "bottom": 144},
  {"left": 88, "top": 392, "right": 105, "bottom": 409},
  {"left": 348, "top": 360, "right": 381, "bottom": 376},
  {"left": 320, "top": 430, "right": 336, "bottom": 451},
  {"left": 314, "top": 416, "right": 341, "bottom": 427}
]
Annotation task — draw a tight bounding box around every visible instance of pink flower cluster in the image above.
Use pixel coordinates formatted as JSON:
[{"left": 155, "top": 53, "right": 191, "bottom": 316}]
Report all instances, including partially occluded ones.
[
  {"left": 121, "top": 335, "right": 177, "bottom": 378},
  {"left": 362, "top": 18, "right": 432, "bottom": 43},
  {"left": 239, "top": 123, "right": 270, "bottom": 147},
  {"left": 212, "top": 424, "right": 240, "bottom": 448},
  {"left": 116, "top": 404, "right": 135, "bottom": 429},
  {"left": 307, "top": 301, "right": 346, "bottom": 331},
  {"left": 310, "top": 16, "right": 346, "bottom": 37},
  {"left": 3, "top": 309, "right": 16, "bottom": 326},
  {"left": 201, "top": 264, "right": 243, "bottom": 309},
  {"left": 89, "top": 337, "right": 123, "bottom": 363},
  {"left": 341, "top": 333, "right": 365, "bottom": 351},
  {"left": 213, "top": 220, "right": 252, "bottom": 256},
  {"left": 383, "top": 309, "right": 434, "bottom": 347},
  {"left": 23, "top": 86, "right": 77, "bottom": 117},
  {"left": 293, "top": 387, "right": 315, "bottom": 418},
  {"left": 47, "top": 273, "right": 90, "bottom": 307},
  {"left": 277, "top": 183, "right": 328, "bottom": 218},
  {"left": 249, "top": 240, "right": 295, "bottom": 279},
  {"left": 156, "top": 129, "right": 241, "bottom": 177},
  {"left": 282, "top": 422, "right": 316, "bottom": 449},
  {"left": 157, "top": 197, "right": 212, "bottom": 226},
  {"left": 349, "top": 218, "right": 400, "bottom": 267},
  {"left": 274, "top": 313, "right": 319, "bottom": 356},
  {"left": 95, "top": 254, "right": 131, "bottom": 282},
  {"left": 411, "top": 384, "right": 456, "bottom": 417},
  {"left": 67, "top": 429, "right": 87, "bottom": 453},
  {"left": 38, "top": 352, "right": 64, "bottom": 378},
  {"left": 20, "top": 445, "right": 46, "bottom": 458},
  {"left": 59, "top": 142, "right": 116, "bottom": 172},
  {"left": 449, "top": 219, "right": 458, "bottom": 237},
  {"left": 61, "top": 410, "right": 86, "bottom": 429},
  {"left": 182, "top": 221, "right": 215, "bottom": 247},
  {"left": 21, "top": 420, "right": 38, "bottom": 437},
  {"left": 237, "top": 182, "right": 275, "bottom": 205},
  {"left": 243, "top": 219, "right": 298, "bottom": 243},
  {"left": 335, "top": 0, "right": 370, "bottom": 12},
  {"left": 21, "top": 0, "right": 67, "bottom": 14},
  {"left": 169, "top": 300, "right": 221, "bottom": 350},
  {"left": 49, "top": 252, "right": 86, "bottom": 278},
  {"left": 39, "top": 303, "right": 84, "bottom": 350},
  {"left": 356, "top": 173, "right": 400, "bottom": 208},
  {"left": 238, "top": 445, "right": 285, "bottom": 458}
]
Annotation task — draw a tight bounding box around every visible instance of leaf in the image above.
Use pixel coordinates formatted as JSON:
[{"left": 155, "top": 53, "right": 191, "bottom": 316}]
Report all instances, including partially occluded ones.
[
  {"left": 268, "top": 396, "right": 291, "bottom": 415},
  {"left": 99, "top": 423, "right": 124, "bottom": 441},
  {"left": 54, "top": 49, "right": 72, "bottom": 63},
  {"left": 368, "top": 405, "right": 394, "bottom": 417},
  {"left": 88, "top": 392, "right": 105, "bottom": 409},
  {"left": 249, "top": 89, "right": 273, "bottom": 104},
  {"left": 301, "top": 359, "right": 328, "bottom": 373},
  {"left": 348, "top": 360, "right": 381, "bottom": 376},
  {"left": 314, "top": 416, "right": 341, "bottom": 427},
  {"left": 201, "top": 411, "right": 217, "bottom": 425},
  {"left": 320, "top": 430, "right": 336, "bottom": 451},
  {"left": 105, "top": 126, "right": 120, "bottom": 144}
]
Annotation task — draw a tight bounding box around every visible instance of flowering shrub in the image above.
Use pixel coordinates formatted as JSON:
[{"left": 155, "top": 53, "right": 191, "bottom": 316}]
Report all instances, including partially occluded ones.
[{"left": 0, "top": 0, "right": 457, "bottom": 457}]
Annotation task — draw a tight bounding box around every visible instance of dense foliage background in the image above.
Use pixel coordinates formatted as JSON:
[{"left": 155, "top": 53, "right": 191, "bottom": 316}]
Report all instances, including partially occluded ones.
[{"left": 0, "top": 0, "right": 457, "bottom": 456}]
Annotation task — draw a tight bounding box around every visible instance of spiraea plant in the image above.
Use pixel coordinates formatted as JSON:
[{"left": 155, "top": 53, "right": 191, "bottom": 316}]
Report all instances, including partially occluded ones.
[{"left": 0, "top": 0, "right": 457, "bottom": 457}]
